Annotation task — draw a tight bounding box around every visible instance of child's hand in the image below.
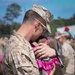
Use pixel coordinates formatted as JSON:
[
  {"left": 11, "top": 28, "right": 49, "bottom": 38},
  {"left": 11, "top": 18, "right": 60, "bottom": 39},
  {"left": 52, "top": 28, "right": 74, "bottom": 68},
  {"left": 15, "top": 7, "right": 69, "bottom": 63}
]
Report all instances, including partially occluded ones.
[{"left": 49, "top": 66, "right": 56, "bottom": 75}]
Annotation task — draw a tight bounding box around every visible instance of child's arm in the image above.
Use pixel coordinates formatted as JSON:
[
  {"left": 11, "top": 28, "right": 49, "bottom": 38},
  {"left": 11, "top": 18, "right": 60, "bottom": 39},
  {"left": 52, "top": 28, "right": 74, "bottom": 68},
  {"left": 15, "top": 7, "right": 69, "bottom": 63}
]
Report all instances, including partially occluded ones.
[{"left": 49, "top": 66, "right": 55, "bottom": 75}]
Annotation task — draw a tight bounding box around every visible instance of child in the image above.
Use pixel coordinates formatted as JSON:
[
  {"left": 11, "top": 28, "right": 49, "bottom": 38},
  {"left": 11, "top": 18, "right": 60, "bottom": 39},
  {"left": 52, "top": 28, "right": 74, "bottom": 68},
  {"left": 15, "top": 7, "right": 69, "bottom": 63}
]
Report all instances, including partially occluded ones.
[{"left": 31, "top": 36, "right": 62, "bottom": 75}]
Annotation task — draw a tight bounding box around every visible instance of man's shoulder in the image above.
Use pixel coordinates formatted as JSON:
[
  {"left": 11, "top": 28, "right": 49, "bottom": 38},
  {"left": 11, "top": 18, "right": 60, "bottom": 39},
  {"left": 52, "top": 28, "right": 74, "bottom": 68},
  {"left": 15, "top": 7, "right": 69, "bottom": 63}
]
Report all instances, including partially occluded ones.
[
  {"left": 5, "top": 35, "right": 31, "bottom": 54},
  {"left": 4, "top": 35, "right": 21, "bottom": 53},
  {"left": 5, "top": 35, "right": 19, "bottom": 48},
  {"left": 6, "top": 35, "right": 26, "bottom": 47}
]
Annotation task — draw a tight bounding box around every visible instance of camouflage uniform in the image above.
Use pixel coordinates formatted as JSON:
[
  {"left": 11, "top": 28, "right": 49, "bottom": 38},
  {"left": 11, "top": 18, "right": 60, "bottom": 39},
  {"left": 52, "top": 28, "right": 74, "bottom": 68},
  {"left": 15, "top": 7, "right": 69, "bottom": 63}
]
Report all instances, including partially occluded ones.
[
  {"left": 0, "top": 41, "right": 6, "bottom": 75},
  {"left": 2, "top": 31, "right": 40, "bottom": 75},
  {"left": 61, "top": 42, "right": 75, "bottom": 75},
  {"left": 0, "top": 41, "right": 6, "bottom": 55}
]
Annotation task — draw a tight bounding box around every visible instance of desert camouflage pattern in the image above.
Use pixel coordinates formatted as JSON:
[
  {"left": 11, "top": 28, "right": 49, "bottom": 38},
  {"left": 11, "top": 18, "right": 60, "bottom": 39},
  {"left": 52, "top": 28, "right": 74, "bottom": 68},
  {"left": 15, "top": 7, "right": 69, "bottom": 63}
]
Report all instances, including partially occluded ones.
[
  {"left": 2, "top": 31, "right": 40, "bottom": 75},
  {"left": 61, "top": 42, "right": 75, "bottom": 75}
]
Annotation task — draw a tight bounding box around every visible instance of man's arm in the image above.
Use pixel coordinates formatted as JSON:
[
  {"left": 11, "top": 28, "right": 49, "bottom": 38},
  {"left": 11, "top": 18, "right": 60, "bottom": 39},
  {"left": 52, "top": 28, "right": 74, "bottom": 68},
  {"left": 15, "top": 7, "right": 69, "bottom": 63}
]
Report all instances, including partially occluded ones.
[
  {"left": 10, "top": 47, "right": 39, "bottom": 75},
  {"left": 34, "top": 43, "right": 56, "bottom": 59}
]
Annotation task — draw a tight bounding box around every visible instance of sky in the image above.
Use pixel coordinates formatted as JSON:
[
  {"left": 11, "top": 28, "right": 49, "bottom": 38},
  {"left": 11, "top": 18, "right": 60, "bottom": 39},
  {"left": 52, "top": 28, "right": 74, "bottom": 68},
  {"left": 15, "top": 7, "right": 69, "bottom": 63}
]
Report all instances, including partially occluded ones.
[{"left": 0, "top": 0, "right": 75, "bottom": 23}]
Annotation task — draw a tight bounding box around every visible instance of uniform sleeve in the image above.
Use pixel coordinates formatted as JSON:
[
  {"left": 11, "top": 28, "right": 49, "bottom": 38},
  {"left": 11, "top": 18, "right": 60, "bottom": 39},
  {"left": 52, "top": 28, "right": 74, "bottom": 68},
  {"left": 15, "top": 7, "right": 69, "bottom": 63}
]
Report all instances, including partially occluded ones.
[
  {"left": 62, "top": 47, "right": 69, "bottom": 65},
  {"left": 10, "top": 47, "right": 36, "bottom": 75},
  {"left": 62, "top": 45, "right": 74, "bottom": 74}
]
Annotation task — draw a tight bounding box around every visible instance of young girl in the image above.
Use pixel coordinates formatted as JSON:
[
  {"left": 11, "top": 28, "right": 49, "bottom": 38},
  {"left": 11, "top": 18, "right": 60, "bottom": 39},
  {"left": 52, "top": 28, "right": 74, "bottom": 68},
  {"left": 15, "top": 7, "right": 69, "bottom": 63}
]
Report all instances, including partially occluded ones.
[{"left": 31, "top": 36, "right": 62, "bottom": 75}]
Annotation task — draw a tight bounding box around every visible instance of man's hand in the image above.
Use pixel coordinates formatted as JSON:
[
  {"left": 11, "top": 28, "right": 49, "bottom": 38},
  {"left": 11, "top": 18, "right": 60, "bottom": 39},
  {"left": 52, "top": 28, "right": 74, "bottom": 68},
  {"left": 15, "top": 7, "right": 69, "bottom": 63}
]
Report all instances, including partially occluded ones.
[{"left": 33, "top": 43, "right": 56, "bottom": 59}]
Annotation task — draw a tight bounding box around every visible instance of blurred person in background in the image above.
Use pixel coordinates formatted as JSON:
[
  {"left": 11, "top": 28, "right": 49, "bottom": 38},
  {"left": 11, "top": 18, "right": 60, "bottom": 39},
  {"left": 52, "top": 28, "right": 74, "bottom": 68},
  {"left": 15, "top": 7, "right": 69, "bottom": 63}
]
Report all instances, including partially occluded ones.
[
  {"left": 56, "top": 31, "right": 75, "bottom": 75},
  {"left": 0, "top": 37, "right": 8, "bottom": 55},
  {"left": 0, "top": 37, "right": 8, "bottom": 75}
]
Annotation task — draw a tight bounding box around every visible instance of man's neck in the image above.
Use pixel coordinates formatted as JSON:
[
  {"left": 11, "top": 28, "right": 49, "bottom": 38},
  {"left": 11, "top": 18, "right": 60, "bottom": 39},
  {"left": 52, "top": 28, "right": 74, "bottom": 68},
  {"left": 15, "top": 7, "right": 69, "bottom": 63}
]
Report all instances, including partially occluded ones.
[{"left": 17, "top": 23, "right": 34, "bottom": 41}]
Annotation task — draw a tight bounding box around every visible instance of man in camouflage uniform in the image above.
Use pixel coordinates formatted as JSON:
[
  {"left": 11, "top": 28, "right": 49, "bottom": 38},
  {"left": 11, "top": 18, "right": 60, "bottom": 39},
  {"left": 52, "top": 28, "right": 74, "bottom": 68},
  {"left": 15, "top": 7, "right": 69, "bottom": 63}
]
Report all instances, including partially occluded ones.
[
  {"left": 56, "top": 32, "right": 75, "bottom": 75},
  {"left": 2, "top": 4, "right": 55, "bottom": 75}
]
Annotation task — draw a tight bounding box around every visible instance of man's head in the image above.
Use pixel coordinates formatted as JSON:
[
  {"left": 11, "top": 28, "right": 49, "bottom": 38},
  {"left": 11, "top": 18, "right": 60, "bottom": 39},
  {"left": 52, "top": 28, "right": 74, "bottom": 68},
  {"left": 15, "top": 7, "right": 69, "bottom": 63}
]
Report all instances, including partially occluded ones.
[
  {"left": 56, "top": 32, "right": 69, "bottom": 44},
  {"left": 22, "top": 4, "right": 53, "bottom": 41}
]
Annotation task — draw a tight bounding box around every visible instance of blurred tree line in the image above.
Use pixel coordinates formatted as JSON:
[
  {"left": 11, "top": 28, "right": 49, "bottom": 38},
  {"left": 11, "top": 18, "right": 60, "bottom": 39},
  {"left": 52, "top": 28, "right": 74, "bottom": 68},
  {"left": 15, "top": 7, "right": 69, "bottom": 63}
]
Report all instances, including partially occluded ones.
[
  {"left": 50, "top": 14, "right": 75, "bottom": 33},
  {"left": 0, "top": 3, "right": 75, "bottom": 35},
  {"left": 0, "top": 3, "right": 21, "bottom": 35}
]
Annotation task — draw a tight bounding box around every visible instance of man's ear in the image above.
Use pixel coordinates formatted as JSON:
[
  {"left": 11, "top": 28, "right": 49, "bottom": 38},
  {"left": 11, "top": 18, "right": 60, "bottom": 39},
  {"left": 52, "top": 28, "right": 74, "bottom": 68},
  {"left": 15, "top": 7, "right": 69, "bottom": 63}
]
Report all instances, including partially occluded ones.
[
  {"left": 34, "top": 20, "right": 40, "bottom": 27},
  {"left": 34, "top": 21, "right": 40, "bottom": 32}
]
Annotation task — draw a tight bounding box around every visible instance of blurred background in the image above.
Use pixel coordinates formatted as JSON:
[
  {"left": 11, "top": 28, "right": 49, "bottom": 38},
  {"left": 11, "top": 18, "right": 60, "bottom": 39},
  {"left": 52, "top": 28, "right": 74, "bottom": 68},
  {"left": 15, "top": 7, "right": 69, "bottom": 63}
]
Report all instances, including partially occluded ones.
[{"left": 0, "top": 0, "right": 75, "bottom": 37}]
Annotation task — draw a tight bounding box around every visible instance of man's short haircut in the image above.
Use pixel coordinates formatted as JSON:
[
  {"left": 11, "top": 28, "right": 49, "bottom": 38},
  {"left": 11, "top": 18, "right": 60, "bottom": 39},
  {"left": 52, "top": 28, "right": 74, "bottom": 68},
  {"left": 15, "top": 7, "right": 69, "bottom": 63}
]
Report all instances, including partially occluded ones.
[{"left": 23, "top": 10, "right": 46, "bottom": 25}]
